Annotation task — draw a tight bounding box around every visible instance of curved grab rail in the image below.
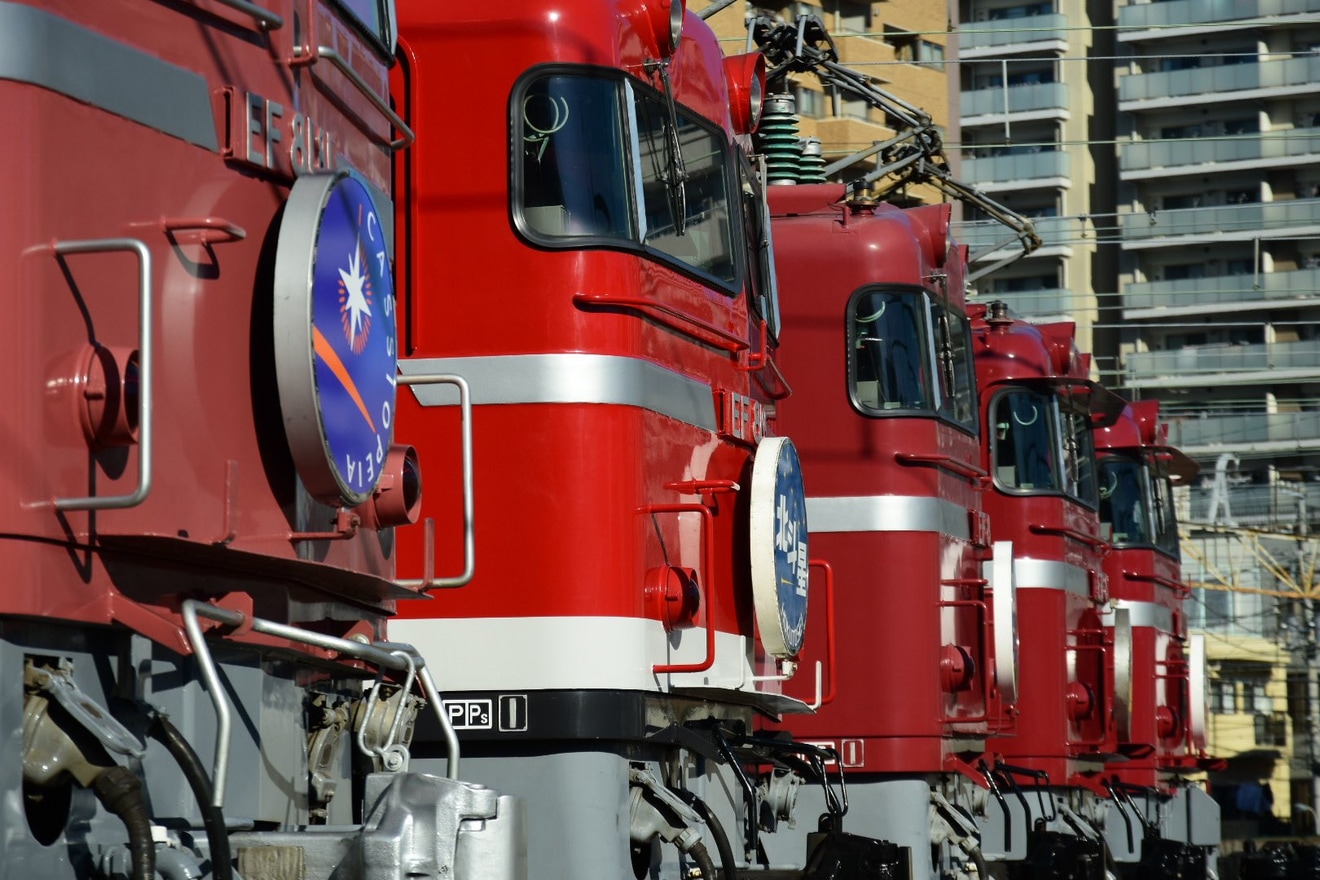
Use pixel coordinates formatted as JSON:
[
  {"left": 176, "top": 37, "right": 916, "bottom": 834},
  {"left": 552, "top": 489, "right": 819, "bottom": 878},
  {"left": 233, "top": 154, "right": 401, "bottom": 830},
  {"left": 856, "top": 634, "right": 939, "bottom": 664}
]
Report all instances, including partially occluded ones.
[
  {"left": 52, "top": 238, "right": 154, "bottom": 512},
  {"left": 650, "top": 502, "right": 716, "bottom": 674},
  {"left": 291, "top": 45, "right": 415, "bottom": 150},
  {"left": 396, "top": 374, "right": 475, "bottom": 590}
]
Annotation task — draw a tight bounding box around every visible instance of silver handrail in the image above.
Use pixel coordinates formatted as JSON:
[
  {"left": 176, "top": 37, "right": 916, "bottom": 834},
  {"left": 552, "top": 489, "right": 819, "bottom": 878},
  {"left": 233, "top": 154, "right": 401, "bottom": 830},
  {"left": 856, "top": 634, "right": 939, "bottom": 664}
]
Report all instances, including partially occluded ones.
[
  {"left": 181, "top": 600, "right": 465, "bottom": 807},
  {"left": 292, "top": 44, "right": 415, "bottom": 150},
  {"left": 52, "top": 238, "right": 154, "bottom": 512},
  {"left": 396, "top": 374, "right": 475, "bottom": 589}
]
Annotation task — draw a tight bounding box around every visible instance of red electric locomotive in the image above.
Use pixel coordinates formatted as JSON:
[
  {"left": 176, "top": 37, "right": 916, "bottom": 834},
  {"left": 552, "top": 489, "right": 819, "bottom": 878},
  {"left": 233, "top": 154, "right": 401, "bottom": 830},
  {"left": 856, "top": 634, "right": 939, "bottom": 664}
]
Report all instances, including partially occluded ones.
[
  {"left": 752, "top": 184, "right": 1016, "bottom": 880},
  {"left": 1095, "top": 401, "right": 1219, "bottom": 877},
  {"left": 389, "top": 3, "right": 818, "bottom": 878},
  {"left": 3, "top": 1, "right": 520, "bottom": 878},
  {"left": 970, "top": 301, "right": 1124, "bottom": 880}
]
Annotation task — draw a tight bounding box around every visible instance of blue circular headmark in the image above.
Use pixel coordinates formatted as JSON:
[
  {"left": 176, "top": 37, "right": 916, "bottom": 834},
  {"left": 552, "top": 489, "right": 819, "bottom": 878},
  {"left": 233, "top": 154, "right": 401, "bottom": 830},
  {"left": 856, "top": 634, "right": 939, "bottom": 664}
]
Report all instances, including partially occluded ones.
[
  {"left": 273, "top": 171, "right": 398, "bottom": 506},
  {"left": 750, "top": 436, "right": 809, "bottom": 658}
]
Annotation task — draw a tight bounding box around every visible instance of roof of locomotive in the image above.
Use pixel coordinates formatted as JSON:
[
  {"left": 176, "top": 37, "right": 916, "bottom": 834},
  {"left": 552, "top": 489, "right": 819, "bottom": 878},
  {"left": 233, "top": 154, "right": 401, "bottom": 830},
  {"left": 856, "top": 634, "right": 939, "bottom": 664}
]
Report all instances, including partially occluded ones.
[
  {"left": 398, "top": 0, "right": 737, "bottom": 139},
  {"left": 768, "top": 184, "right": 958, "bottom": 304},
  {"left": 1096, "top": 400, "right": 1200, "bottom": 482}
]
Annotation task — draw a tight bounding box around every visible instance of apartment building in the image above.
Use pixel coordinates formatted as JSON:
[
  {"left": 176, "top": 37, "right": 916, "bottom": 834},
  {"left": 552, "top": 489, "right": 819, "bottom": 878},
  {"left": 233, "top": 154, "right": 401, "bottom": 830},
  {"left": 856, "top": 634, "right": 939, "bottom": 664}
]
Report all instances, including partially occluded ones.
[{"left": 956, "top": 0, "right": 1320, "bottom": 834}]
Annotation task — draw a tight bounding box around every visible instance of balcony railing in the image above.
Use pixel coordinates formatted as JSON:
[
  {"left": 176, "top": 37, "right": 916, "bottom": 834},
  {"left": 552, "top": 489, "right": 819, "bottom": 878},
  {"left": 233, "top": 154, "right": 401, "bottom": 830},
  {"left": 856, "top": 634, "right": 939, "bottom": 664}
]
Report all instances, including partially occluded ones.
[
  {"left": 1120, "top": 128, "right": 1320, "bottom": 174},
  {"left": 1119, "top": 57, "right": 1320, "bottom": 105},
  {"left": 1124, "top": 340, "right": 1320, "bottom": 385},
  {"left": 1118, "top": 0, "right": 1320, "bottom": 35},
  {"left": 971, "top": 288, "right": 1076, "bottom": 317},
  {"left": 1186, "top": 480, "right": 1320, "bottom": 525},
  {"left": 962, "top": 151, "right": 1071, "bottom": 185},
  {"left": 1119, "top": 199, "right": 1320, "bottom": 243},
  {"left": 1123, "top": 267, "right": 1320, "bottom": 313},
  {"left": 959, "top": 14, "right": 1068, "bottom": 52},
  {"left": 955, "top": 215, "right": 1077, "bottom": 252},
  {"left": 961, "top": 82, "right": 1069, "bottom": 120},
  {"left": 1165, "top": 411, "right": 1320, "bottom": 451}
]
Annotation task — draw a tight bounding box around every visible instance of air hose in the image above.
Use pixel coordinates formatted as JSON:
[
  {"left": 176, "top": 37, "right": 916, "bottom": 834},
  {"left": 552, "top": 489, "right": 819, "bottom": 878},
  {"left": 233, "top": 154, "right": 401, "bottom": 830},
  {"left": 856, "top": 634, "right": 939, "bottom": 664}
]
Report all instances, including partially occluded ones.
[
  {"left": 673, "top": 787, "right": 740, "bottom": 880},
  {"left": 93, "top": 765, "right": 155, "bottom": 880},
  {"left": 148, "top": 714, "right": 234, "bottom": 880}
]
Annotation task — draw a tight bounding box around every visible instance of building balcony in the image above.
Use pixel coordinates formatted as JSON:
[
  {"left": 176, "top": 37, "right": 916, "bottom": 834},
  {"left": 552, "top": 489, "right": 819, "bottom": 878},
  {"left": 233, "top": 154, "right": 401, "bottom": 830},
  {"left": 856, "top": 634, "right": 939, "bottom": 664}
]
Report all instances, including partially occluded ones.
[
  {"left": 1120, "top": 128, "right": 1320, "bottom": 179},
  {"left": 1119, "top": 57, "right": 1320, "bottom": 111},
  {"left": 961, "top": 151, "right": 1071, "bottom": 190},
  {"left": 958, "top": 14, "right": 1067, "bottom": 59},
  {"left": 1118, "top": 0, "right": 1320, "bottom": 40},
  {"left": 1166, "top": 410, "right": 1320, "bottom": 458},
  {"left": 1124, "top": 339, "right": 1320, "bottom": 389},
  {"left": 1119, "top": 199, "right": 1320, "bottom": 248},
  {"left": 972, "top": 288, "right": 1076, "bottom": 318},
  {"left": 956, "top": 214, "right": 1076, "bottom": 254},
  {"left": 1123, "top": 267, "right": 1320, "bottom": 317},
  {"left": 1186, "top": 478, "right": 1320, "bottom": 524},
  {"left": 961, "top": 82, "right": 1070, "bottom": 125}
]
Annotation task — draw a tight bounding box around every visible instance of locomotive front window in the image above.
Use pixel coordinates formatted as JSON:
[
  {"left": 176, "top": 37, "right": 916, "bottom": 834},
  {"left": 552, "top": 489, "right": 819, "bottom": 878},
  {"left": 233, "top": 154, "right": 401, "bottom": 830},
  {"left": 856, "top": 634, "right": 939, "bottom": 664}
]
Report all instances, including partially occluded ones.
[
  {"left": 848, "top": 289, "right": 931, "bottom": 414},
  {"left": 932, "top": 301, "right": 977, "bottom": 430},
  {"left": 515, "top": 70, "right": 739, "bottom": 288},
  {"left": 1062, "top": 404, "right": 1098, "bottom": 506},
  {"left": 991, "top": 390, "right": 1060, "bottom": 492},
  {"left": 1099, "top": 454, "right": 1152, "bottom": 546},
  {"left": 1149, "top": 460, "right": 1181, "bottom": 555},
  {"left": 520, "top": 76, "right": 634, "bottom": 240}
]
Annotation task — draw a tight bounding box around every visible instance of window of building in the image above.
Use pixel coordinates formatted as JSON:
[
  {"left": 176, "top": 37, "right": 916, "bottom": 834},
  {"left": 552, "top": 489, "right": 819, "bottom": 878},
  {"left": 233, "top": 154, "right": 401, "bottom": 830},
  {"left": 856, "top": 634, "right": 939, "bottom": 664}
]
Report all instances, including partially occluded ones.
[
  {"left": 1243, "top": 680, "right": 1273, "bottom": 715},
  {"left": 834, "top": 1, "right": 871, "bottom": 33},
  {"left": 1209, "top": 677, "right": 1237, "bottom": 714},
  {"left": 793, "top": 86, "right": 825, "bottom": 119},
  {"left": 1255, "top": 712, "right": 1288, "bottom": 747},
  {"left": 919, "top": 40, "right": 945, "bottom": 68}
]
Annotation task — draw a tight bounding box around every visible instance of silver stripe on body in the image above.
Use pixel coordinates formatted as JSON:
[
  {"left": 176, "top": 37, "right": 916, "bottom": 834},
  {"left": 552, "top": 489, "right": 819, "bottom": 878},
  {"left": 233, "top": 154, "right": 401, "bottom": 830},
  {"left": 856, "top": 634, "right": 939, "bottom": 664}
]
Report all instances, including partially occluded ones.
[
  {"left": 1014, "top": 558, "right": 1090, "bottom": 596},
  {"left": 1103, "top": 599, "right": 1174, "bottom": 632},
  {"left": 400, "top": 354, "right": 718, "bottom": 432},
  {"left": 805, "top": 495, "right": 971, "bottom": 540},
  {"left": 0, "top": 2, "right": 219, "bottom": 150}
]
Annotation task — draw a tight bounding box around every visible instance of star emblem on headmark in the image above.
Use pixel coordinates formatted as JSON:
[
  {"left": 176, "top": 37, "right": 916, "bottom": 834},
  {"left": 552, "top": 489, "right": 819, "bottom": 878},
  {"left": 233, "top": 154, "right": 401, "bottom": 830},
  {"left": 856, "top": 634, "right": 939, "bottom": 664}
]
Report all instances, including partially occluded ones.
[{"left": 338, "top": 240, "right": 373, "bottom": 353}]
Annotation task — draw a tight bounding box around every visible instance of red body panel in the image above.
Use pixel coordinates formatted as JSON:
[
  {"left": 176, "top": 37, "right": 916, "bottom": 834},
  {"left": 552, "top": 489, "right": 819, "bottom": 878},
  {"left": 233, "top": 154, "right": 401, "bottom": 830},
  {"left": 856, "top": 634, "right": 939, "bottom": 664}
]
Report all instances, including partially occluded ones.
[
  {"left": 390, "top": 0, "right": 788, "bottom": 698},
  {"left": 972, "top": 305, "right": 1116, "bottom": 785},
  {"left": 764, "top": 187, "right": 997, "bottom": 773},
  {"left": 3, "top": 0, "right": 405, "bottom": 653}
]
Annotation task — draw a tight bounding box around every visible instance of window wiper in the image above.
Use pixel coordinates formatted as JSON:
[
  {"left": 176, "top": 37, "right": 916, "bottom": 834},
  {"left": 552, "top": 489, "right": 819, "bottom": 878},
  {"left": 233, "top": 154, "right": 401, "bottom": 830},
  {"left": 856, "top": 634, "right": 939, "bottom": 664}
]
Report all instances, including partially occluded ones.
[{"left": 647, "top": 59, "right": 689, "bottom": 234}]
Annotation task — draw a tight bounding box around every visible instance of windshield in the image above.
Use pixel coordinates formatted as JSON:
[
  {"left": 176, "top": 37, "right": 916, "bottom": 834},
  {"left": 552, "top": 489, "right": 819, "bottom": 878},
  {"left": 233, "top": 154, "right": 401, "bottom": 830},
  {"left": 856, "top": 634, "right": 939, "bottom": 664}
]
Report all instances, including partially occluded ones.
[
  {"left": 992, "top": 390, "right": 1060, "bottom": 491},
  {"left": 850, "top": 289, "right": 930, "bottom": 413},
  {"left": 1099, "top": 453, "right": 1180, "bottom": 554},
  {"left": 932, "top": 301, "right": 977, "bottom": 430},
  {"left": 516, "top": 70, "right": 739, "bottom": 287},
  {"left": 992, "top": 388, "right": 1097, "bottom": 505},
  {"left": 1099, "top": 455, "right": 1151, "bottom": 545}
]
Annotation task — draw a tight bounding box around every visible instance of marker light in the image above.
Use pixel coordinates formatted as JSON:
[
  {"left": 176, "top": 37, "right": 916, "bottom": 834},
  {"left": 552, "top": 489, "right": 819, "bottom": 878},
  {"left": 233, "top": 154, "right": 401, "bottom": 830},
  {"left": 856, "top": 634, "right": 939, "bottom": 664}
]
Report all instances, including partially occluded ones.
[
  {"left": 634, "top": 0, "right": 685, "bottom": 57},
  {"left": 724, "top": 53, "right": 767, "bottom": 135}
]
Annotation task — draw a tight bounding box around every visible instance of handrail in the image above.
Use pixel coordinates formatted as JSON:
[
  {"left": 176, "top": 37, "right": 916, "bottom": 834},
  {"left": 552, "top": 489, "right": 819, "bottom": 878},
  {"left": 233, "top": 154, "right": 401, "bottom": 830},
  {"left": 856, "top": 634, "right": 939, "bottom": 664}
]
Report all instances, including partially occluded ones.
[
  {"left": 291, "top": 44, "right": 415, "bottom": 151},
  {"left": 396, "top": 374, "right": 475, "bottom": 589},
  {"left": 1029, "top": 522, "right": 1109, "bottom": 551},
  {"left": 182, "top": 599, "right": 465, "bottom": 801},
  {"left": 650, "top": 502, "right": 716, "bottom": 674},
  {"left": 53, "top": 238, "right": 154, "bottom": 512},
  {"left": 204, "top": 0, "right": 283, "bottom": 30},
  {"left": 1121, "top": 569, "right": 1191, "bottom": 597},
  {"left": 895, "top": 452, "right": 991, "bottom": 488},
  {"left": 161, "top": 216, "right": 247, "bottom": 244},
  {"left": 573, "top": 290, "right": 749, "bottom": 354},
  {"left": 809, "top": 559, "right": 836, "bottom": 707}
]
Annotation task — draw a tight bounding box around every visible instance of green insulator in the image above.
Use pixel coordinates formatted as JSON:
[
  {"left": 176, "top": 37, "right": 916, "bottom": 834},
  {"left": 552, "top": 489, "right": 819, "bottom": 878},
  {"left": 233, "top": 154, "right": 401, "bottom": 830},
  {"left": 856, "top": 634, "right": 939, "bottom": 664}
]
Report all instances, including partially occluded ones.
[
  {"left": 754, "top": 93, "right": 801, "bottom": 184},
  {"left": 798, "top": 137, "right": 827, "bottom": 184}
]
